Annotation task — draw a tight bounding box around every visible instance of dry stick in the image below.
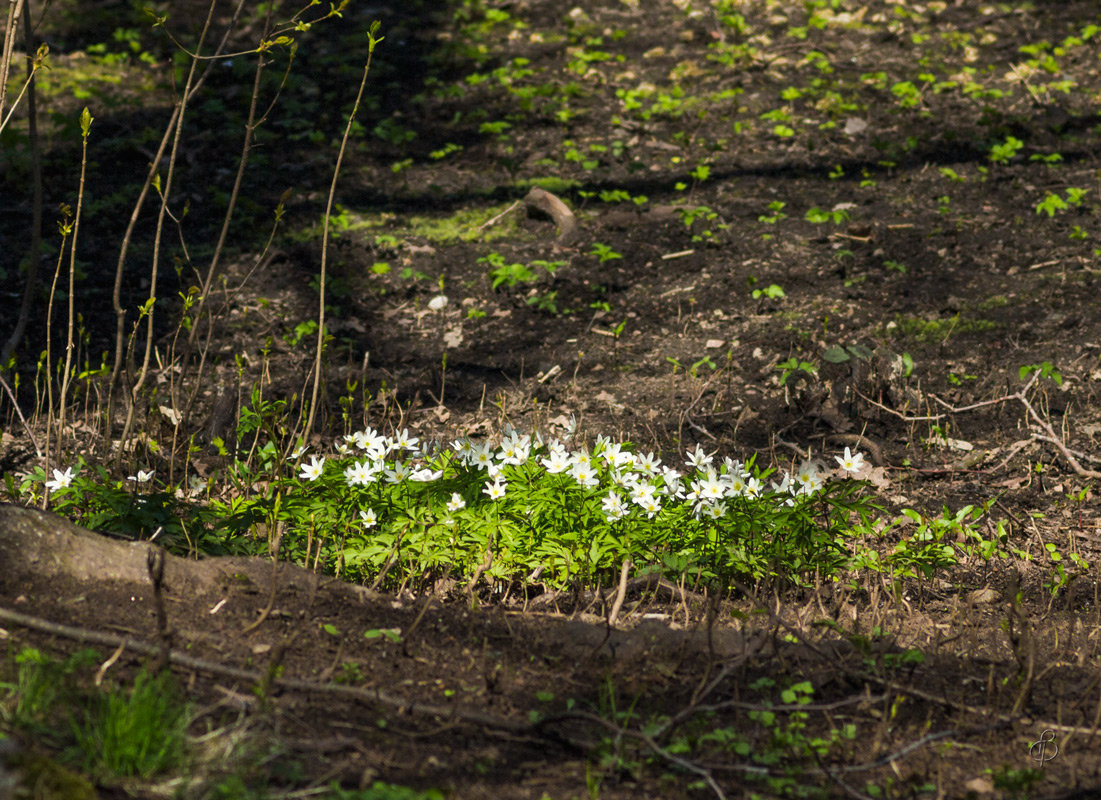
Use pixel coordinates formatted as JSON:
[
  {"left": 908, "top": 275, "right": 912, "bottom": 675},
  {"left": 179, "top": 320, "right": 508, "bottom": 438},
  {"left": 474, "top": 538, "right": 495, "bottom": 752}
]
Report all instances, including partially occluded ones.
[
  {"left": 929, "top": 376, "right": 1101, "bottom": 480},
  {"left": 0, "top": 372, "right": 40, "bottom": 456},
  {"left": 0, "top": 0, "right": 26, "bottom": 125},
  {"left": 0, "top": 604, "right": 532, "bottom": 734},
  {"left": 607, "top": 558, "right": 631, "bottom": 626},
  {"left": 54, "top": 109, "right": 92, "bottom": 462},
  {"left": 117, "top": 6, "right": 219, "bottom": 452},
  {"left": 0, "top": 3, "right": 43, "bottom": 371},
  {"left": 305, "top": 25, "right": 383, "bottom": 441},
  {"left": 173, "top": 6, "right": 300, "bottom": 475},
  {"left": 42, "top": 226, "right": 71, "bottom": 506},
  {"left": 107, "top": 0, "right": 242, "bottom": 440}
]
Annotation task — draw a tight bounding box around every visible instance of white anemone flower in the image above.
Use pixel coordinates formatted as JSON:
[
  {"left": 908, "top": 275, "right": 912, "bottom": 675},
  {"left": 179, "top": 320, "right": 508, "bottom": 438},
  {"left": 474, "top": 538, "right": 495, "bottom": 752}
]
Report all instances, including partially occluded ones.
[
  {"left": 384, "top": 461, "right": 411, "bottom": 484},
  {"left": 694, "top": 470, "right": 725, "bottom": 502},
  {"left": 568, "top": 461, "right": 599, "bottom": 488},
  {"left": 360, "top": 508, "right": 378, "bottom": 528},
  {"left": 299, "top": 456, "right": 325, "bottom": 482},
  {"left": 391, "top": 428, "right": 420, "bottom": 454},
  {"left": 541, "top": 449, "right": 571, "bottom": 474},
  {"left": 410, "top": 467, "right": 443, "bottom": 482},
  {"left": 446, "top": 492, "right": 466, "bottom": 512},
  {"left": 685, "top": 444, "right": 713, "bottom": 469},
  {"left": 127, "top": 469, "right": 154, "bottom": 483},
  {"left": 45, "top": 466, "right": 75, "bottom": 492},
  {"left": 483, "top": 478, "right": 507, "bottom": 500},
  {"left": 344, "top": 460, "right": 376, "bottom": 486},
  {"left": 469, "top": 443, "right": 495, "bottom": 470},
  {"left": 634, "top": 452, "right": 660, "bottom": 475},
  {"left": 636, "top": 494, "right": 662, "bottom": 518},
  {"left": 601, "top": 491, "right": 627, "bottom": 522},
  {"left": 835, "top": 447, "right": 866, "bottom": 474}
]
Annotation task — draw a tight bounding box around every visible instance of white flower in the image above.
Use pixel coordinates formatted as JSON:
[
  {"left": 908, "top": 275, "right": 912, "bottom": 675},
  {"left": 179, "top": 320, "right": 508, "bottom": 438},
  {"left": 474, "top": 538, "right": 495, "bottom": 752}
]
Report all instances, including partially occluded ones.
[
  {"left": 636, "top": 493, "right": 662, "bottom": 518},
  {"left": 569, "top": 449, "right": 593, "bottom": 471},
  {"left": 610, "top": 469, "right": 637, "bottom": 489},
  {"left": 634, "top": 451, "right": 661, "bottom": 475},
  {"left": 795, "top": 460, "right": 820, "bottom": 489},
  {"left": 428, "top": 294, "right": 448, "bottom": 311},
  {"left": 452, "top": 438, "right": 474, "bottom": 462},
  {"left": 127, "top": 469, "right": 154, "bottom": 483},
  {"left": 447, "top": 492, "right": 466, "bottom": 512},
  {"left": 344, "top": 460, "right": 378, "bottom": 486},
  {"left": 352, "top": 427, "right": 388, "bottom": 457},
  {"left": 696, "top": 501, "right": 724, "bottom": 520},
  {"left": 469, "top": 443, "right": 495, "bottom": 470},
  {"left": 497, "top": 437, "right": 530, "bottom": 466},
  {"left": 335, "top": 440, "right": 353, "bottom": 456},
  {"left": 835, "top": 447, "right": 866, "bottom": 474},
  {"left": 299, "top": 456, "right": 325, "bottom": 481},
  {"left": 384, "top": 461, "right": 411, "bottom": 484},
  {"left": 568, "top": 460, "right": 599, "bottom": 488},
  {"left": 724, "top": 471, "right": 748, "bottom": 497},
  {"left": 630, "top": 482, "right": 658, "bottom": 505},
  {"left": 600, "top": 440, "right": 632, "bottom": 467},
  {"left": 391, "top": 428, "right": 420, "bottom": 454},
  {"left": 744, "top": 476, "right": 762, "bottom": 498},
  {"left": 290, "top": 444, "right": 308, "bottom": 460},
  {"left": 541, "top": 448, "right": 571, "bottom": 474},
  {"left": 483, "top": 478, "right": 507, "bottom": 500},
  {"left": 660, "top": 466, "right": 684, "bottom": 497},
  {"left": 45, "top": 467, "right": 75, "bottom": 492},
  {"left": 685, "top": 444, "right": 713, "bottom": 469},
  {"left": 409, "top": 467, "right": 443, "bottom": 482},
  {"left": 602, "top": 491, "right": 627, "bottom": 522},
  {"left": 360, "top": 508, "right": 378, "bottom": 528},
  {"left": 694, "top": 470, "right": 725, "bottom": 502},
  {"left": 722, "top": 456, "right": 747, "bottom": 478},
  {"left": 771, "top": 472, "right": 791, "bottom": 493}
]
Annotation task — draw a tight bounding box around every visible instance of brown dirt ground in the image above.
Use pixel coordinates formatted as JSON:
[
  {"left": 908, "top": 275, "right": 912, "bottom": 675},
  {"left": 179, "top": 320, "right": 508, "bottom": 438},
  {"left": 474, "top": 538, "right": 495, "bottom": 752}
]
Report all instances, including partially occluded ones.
[{"left": 3, "top": 0, "right": 1101, "bottom": 798}]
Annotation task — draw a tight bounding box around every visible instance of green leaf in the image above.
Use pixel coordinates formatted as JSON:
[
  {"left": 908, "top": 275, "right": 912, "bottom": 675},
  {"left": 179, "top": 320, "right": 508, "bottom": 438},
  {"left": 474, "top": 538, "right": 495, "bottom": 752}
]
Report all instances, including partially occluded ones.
[{"left": 822, "top": 345, "right": 850, "bottom": 364}]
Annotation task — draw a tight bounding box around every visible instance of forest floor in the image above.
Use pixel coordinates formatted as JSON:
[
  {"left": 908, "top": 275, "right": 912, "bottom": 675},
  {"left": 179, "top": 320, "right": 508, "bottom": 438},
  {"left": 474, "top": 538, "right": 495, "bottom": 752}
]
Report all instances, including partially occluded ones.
[{"left": 2, "top": 0, "right": 1101, "bottom": 798}]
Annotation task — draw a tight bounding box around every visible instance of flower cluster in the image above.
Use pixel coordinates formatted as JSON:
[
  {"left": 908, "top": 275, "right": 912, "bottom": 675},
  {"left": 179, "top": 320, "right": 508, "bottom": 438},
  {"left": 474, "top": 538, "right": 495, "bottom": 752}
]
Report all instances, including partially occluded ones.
[
  {"left": 288, "top": 426, "right": 864, "bottom": 532},
  {"left": 34, "top": 423, "right": 871, "bottom": 590}
]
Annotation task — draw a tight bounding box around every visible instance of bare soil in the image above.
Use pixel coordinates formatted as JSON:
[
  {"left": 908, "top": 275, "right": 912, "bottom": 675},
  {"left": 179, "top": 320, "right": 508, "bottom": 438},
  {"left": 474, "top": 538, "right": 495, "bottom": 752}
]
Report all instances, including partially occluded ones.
[{"left": 3, "top": 1, "right": 1101, "bottom": 798}]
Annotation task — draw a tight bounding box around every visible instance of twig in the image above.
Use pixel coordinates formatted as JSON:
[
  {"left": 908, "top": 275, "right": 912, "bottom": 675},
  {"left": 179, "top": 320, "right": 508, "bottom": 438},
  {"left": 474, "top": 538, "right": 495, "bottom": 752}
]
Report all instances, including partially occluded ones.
[
  {"left": 476, "top": 199, "right": 521, "bottom": 232},
  {"left": 0, "top": 604, "right": 532, "bottom": 734},
  {"left": 0, "top": 371, "right": 42, "bottom": 457},
  {"left": 607, "top": 558, "right": 631, "bottom": 626}
]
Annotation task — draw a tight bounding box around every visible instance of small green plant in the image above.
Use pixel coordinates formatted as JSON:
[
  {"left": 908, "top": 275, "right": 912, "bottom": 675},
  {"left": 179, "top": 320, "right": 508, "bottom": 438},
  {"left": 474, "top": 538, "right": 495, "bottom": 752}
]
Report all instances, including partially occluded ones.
[
  {"left": 589, "top": 242, "right": 623, "bottom": 262},
  {"left": 1019, "top": 361, "right": 1062, "bottom": 385},
  {"left": 480, "top": 252, "right": 536, "bottom": 289},
  {"left": 752, "top": 283, "right": 785, "bottom": 300},
  {"left": 988, "top": 135, "right": 1023, "bottom": 164},
  {"left": 804, "top": 206, "right": 850, "bottom": 224},
  {"left": 775, "top": 357, "right": 817, "bottom": 385},
  {"left": 1035, "top": 192, "right": 1068, "bottom": 217},
  {"left": 758, "top": 200, "right": 788, "bottom": 224}
]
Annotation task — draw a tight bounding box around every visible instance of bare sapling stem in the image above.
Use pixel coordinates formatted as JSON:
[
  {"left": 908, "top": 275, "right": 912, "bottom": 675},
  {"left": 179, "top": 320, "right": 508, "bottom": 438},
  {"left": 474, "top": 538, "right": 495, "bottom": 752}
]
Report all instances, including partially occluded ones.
[
  {"left": 117, "top": 4, "right": 220, "bottom": 452},
  {"left": 0, "top": 2, "right": 44, "bottom": 370},
  {"left": 0, "top": 0, "right": 26, "bottom": 126},
  {"left": 107, "top": 0, "right": 246, "bottom": 437},
  {"left": 55, "top": 108, "right": 93, "bottom": 460},
  {"left": 305, "top": 21, "right": 384, "bottom": 442}
]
